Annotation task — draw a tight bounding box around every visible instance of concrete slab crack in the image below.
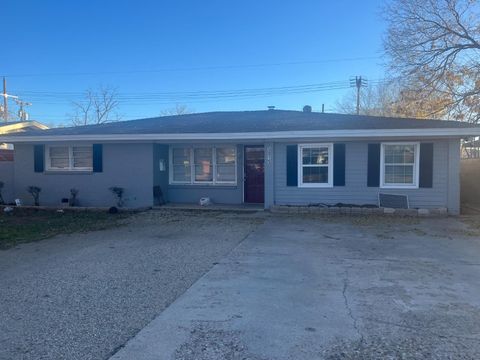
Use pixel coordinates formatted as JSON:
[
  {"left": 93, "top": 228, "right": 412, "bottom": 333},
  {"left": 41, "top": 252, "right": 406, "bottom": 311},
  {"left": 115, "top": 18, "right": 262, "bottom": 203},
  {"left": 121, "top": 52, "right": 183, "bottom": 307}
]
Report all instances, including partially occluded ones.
[{"left": 342, "top": 269, "right": 364, "bottom": 343}]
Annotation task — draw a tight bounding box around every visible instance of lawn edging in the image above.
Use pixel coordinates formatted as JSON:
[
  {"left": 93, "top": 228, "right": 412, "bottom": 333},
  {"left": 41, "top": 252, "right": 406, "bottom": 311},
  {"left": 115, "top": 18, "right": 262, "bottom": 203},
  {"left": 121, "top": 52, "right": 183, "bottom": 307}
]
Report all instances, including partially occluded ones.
[{"left": 270, "top": 205, "right": 449, "bottom": 217}]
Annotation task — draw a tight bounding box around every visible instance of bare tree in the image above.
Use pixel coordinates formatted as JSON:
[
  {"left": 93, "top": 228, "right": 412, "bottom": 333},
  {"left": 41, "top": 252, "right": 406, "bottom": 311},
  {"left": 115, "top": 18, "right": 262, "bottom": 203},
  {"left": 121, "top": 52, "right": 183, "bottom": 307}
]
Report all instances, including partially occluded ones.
[
  {"left": 336, "top": 81, "right": 401, "bottom": 116},
  {"left": 159, "top": 104, "right": 192, "bottom": 116},
  {"left": 383, "top": 0, "right": 480, "bottom": 122},
  {"left": 70, "top": 86, "right": 120, "bottom": 126},
  {"left": 336, "top": 80, "right": 450, "bottom": 118}
]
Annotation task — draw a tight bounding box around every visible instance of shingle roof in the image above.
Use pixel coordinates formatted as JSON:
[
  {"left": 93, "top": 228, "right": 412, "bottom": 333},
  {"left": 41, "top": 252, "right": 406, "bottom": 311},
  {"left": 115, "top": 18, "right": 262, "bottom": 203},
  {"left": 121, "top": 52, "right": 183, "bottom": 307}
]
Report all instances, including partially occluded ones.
[{"left": 11, "top": 110, "right": 477, "bottom": 137}]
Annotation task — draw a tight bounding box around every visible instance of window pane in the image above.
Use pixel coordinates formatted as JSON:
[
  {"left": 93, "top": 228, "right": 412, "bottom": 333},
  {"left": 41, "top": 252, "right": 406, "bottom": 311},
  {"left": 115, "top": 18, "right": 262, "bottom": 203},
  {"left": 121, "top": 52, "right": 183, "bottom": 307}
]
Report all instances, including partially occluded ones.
[
  {"left": 50, "top": 146, "right": 69, "bottom": 157},
  {"left": 172, "top": 148, "right": 190, "bottom": 165},
  {"left": 194, "top": 148, "right": 213, "bottom": 182},
  {"left": 73, "top": 146, "right": 92, "bottom": 168},
  {"left": 302, "top": 166, "right": 328, "bottom": 183},
  {"left": 173, "top": 164, "right": 191, "bottom": 182},
  {"left": 51, "top": 157, "right": 69, "bottom": 168},
  {"left": 302, "top": 147, "right": 328, "bottom": 165},
  {"left": 216, "top": 147, "right": 235, "bottom": 164},
  {"left": 385, "top": 165, "right": 414, "bottom": 184},
  {"left": 195, "top": 165, "right": 213, "bottom": 181},
  {"left": 216, "top": 164, "right": 235, "bottom": 182},
  {"left": 49, "top": 146, "right": 69, "bottom": 168},
  {"left": 384, "top": 145, "right": 415, "bottom": 164}
]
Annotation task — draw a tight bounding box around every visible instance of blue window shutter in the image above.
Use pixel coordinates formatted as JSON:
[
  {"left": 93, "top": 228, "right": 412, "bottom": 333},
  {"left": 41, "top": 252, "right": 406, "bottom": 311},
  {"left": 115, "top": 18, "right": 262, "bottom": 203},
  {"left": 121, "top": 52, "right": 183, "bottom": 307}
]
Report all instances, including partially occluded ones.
[
  {"left": 92, "top": 144, "right": 103, "bottom": 172},
  {"left": 333, "top": 143, "right": 346, "bottom": 186},
  {"left": 419, "top": 143, "right": 433, "bottom": 188},
  {"left": 367, "top": 143, "right": 380, "bottom": 187},
  {"left": 34, "top": 145, "right": 44, "bottom": 173},
  {"left": 286, "top": 145, "right": 298, "bottom": 186}
]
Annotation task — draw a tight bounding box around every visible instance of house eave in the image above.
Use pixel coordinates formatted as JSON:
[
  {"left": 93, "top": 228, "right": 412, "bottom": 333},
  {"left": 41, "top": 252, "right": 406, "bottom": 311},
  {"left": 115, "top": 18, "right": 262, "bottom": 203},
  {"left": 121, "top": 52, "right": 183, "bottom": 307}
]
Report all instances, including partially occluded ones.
[
  {"left": 1, "top": 128, "right": 480, "bottom": 143},
  {"left": 0, "top": 121, "right": 49, "bottom": 135}
]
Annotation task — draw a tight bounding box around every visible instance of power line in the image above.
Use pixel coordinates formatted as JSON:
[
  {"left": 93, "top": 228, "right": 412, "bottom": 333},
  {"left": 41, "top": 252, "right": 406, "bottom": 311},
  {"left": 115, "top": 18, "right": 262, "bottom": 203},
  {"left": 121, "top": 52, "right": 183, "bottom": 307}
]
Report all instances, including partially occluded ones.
[
  {"left": 15, "top": 80, "right": 387, "bottom": 105},
  {"left": 9, "top": 77, "right": 386, "bottom": 120}
]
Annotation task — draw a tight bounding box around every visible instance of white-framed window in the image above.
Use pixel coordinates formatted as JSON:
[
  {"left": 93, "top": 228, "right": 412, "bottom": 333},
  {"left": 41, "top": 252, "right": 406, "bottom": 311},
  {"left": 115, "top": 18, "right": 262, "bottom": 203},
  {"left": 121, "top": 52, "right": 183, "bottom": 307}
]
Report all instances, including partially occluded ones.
[
  {"left": 298, "top": 143, "right": 333, "bottom": 187},
  {"left": 171, "top": 147, "right": 191, "bottom": 183},
  {"left": 380, "top": 142, "right": 420, "bottom": 188},
  {"left": 169, "top": 145, "right": 237, "bottom": 185},
  {"left": 46, "top": 145, "right": 93, "bottom": 171}
]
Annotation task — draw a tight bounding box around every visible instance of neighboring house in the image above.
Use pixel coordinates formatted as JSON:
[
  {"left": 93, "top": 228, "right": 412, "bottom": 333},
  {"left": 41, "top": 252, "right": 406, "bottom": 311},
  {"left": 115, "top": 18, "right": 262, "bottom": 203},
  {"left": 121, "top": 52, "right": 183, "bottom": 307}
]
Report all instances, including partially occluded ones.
[
  {"left": 0, "top": 121, "right": 48, "bottom": 203},
  {"left": 0, "top": 110, "right": 479, "bottom": 214},
  {"left": 0, "top": 120, "right": 49, "bottom": 149}
]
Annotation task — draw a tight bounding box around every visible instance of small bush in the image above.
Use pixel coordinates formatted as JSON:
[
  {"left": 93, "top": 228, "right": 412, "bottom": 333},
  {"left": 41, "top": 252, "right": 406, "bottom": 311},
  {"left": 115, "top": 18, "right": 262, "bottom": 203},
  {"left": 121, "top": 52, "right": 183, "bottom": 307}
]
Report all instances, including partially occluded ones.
[
  {"left": 27, "top": 186, "right": 41, "bottom": 206},
  {"left": 0, "top": 181, "right": 4, "bottom": 205},
  {"left": 109, "top": 187, "right": 125, "bottom": 207},
  {"left": 69, "top": 188, "right": 79, "bottom": 207}
]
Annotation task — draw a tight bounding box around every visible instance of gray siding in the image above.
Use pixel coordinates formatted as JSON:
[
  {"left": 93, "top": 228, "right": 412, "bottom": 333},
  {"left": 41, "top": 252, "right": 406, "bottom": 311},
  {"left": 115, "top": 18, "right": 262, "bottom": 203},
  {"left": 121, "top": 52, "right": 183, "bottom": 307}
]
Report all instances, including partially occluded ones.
[
  {"left": 0, "top": 161, "right": 14, "bottom": 204},
  {"left": 167, "top": 144, "right": 244, "bottom": 205},
  {"left": 13, "top": 143, "right": 154, "bottom": 208},
  {"left": 274, "top": 140, "right": 451, "bottom": 210}
]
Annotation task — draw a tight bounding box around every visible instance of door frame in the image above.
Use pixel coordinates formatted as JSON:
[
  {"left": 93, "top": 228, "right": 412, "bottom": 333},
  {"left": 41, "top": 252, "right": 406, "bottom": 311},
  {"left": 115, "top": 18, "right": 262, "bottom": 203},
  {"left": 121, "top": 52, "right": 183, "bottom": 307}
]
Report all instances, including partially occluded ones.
[{"left": 243, "top": 145, "right": 265, "bottom": 204}]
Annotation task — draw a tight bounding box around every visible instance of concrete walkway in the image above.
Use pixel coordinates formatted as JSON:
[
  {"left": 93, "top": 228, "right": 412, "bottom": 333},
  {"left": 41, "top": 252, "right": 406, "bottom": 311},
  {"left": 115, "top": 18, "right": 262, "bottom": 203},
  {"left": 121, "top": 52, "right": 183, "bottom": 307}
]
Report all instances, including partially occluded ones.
[{"left": 111, "top": 215, "right": 480, "bottom": 360}]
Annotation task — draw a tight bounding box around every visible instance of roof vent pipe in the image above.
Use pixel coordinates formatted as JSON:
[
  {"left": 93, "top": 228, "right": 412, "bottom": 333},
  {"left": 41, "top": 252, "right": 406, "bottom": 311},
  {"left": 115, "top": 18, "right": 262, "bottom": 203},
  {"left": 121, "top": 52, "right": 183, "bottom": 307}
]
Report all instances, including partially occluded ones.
[{"left": 303, "top": 105, "right": 312, "bottom": 113}]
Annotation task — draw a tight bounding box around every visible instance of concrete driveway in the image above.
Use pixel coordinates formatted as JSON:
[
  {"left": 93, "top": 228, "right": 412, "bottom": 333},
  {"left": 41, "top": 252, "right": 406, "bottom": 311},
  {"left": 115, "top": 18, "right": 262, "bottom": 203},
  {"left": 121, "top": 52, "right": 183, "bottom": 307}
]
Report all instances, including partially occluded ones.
[
  {"left": 112, "top": 214, "right": 480, "bottom": 360},
  {"left": 0, "top": 210, "right": 262, "bottom": 360}
]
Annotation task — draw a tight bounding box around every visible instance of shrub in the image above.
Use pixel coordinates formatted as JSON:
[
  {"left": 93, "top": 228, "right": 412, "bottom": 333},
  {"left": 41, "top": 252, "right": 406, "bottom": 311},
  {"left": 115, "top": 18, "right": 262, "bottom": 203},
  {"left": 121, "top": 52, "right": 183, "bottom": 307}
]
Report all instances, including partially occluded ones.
[
  {"left": 69, "top": 188, "right": 79, "bottom": 207},
  {"left": 109, "top": 187, "right": 125, "bottom": 207},
  {"left": 0, "top": 181, "right": 4, "bottom": 205},
  {"left": 27, "top": 186, "right": 41, "bottom": 206}
]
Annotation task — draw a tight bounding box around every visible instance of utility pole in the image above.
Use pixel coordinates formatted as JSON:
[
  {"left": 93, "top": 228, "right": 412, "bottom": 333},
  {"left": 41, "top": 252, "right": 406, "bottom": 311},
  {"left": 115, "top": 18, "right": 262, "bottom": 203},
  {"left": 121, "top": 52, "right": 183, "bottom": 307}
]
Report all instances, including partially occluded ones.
[
  {"left": 15, "top": 99, "right": 32, "bottom": 121},
  {"left": 350, "top": 76, "right": 368, "bottom": 115},
  {"left": 2, "top": 77, "right": 7, "bottom": 122},
  {"left": 1, "top": 77, "right": 18, "bottom": 122}
]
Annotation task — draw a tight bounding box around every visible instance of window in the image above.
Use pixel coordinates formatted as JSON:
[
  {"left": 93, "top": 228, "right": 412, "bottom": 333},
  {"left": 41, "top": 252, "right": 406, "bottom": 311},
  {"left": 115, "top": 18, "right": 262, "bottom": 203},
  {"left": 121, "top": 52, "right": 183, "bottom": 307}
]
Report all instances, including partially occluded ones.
[
  {"left": 381, "top": 143, "right": 419, "bottom": 188},
  {"left": 216, "top": 147, "right": 236, "bottom": 183},
  {"left": 170, "top": 146, "right": 237, "bottom": 185},
  {"left": 298, "top": 144, "right": 333, "bottom": 187},
  {"left": 46, "top": 145, "right": 93, "bottom": 171},
  {"left": 172, "top": 148, "right": 191, "bottom": 183}
]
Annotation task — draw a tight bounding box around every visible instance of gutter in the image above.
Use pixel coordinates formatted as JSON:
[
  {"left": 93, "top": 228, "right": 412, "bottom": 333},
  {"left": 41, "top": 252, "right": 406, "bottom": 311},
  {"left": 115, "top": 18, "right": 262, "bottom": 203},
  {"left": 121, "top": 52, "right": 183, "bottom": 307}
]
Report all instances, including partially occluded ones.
[{"left": 1, "top": 128, "right": 480, "bottom": 143}]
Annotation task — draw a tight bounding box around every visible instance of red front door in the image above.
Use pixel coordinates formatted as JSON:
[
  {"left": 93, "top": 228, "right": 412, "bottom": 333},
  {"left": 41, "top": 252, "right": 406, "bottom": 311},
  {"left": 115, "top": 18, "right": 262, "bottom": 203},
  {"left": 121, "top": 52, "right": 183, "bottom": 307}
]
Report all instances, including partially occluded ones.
[{"left": 244, "top": 146, "right": 265, "bottom": 203}]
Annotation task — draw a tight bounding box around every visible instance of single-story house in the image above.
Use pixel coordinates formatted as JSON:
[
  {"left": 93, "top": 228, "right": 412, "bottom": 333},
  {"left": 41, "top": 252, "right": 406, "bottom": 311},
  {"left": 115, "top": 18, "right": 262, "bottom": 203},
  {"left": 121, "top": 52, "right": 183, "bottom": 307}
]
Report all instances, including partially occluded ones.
[{"left": 1, "top": 109, "right": 479, "bottom": 214}]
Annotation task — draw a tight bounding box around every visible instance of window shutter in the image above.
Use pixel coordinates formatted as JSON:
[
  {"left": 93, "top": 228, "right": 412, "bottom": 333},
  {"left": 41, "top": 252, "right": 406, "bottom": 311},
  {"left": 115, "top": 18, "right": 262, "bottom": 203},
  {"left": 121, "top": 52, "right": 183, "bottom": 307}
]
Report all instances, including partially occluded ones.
[
  {"left": 419, "top": 143, "right": 433, "bottom": 188},
  {"left": 367, "top": 143, "right": 380, "bottom": 187},
  {"left": 92, "top": 144, "right": 103, "bottom": 172},
  {"left": 333, "top": 143, "right": 346, "bottom": 186},
  {"left": 286, "top": 145, "right": 298, "bottom": 186},
  {"left": 34, "top": 145, "right": 44, "bottom": 173}
]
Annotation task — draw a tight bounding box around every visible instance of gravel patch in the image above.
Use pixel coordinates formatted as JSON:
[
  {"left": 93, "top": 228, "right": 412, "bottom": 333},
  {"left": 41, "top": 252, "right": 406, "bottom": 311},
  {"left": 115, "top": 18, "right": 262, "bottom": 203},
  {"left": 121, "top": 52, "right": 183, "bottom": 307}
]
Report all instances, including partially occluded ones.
[
  {"left": 0, "top": 209, "right": 264, "bottom": 360},
  {"left": 174, "top": 321, "right": 267, "bottom": 360}
]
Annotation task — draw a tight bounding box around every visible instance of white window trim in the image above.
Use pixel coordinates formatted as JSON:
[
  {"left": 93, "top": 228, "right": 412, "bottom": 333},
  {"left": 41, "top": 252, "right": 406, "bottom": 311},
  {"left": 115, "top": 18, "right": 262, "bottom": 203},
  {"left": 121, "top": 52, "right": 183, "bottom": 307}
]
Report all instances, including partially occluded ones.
[
  {"left": 380, "top": 142, "right": 420, "bottom": 189},
  {"left": 45, "top": 144, "right": 93, "bottom": 172},
  {"left": 298, "top": 143, "right": 333, "bottom": 188},
  {"left": 169, "top": 145, "right": 237, "bottom": 186}
]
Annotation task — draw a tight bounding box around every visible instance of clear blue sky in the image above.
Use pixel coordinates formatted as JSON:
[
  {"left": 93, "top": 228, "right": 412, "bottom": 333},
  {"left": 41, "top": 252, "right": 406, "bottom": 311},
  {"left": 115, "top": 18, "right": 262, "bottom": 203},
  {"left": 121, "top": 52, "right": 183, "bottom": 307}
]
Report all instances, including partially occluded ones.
[{"left": 3, "top": 0, "right": 386, "bottom": 126}]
